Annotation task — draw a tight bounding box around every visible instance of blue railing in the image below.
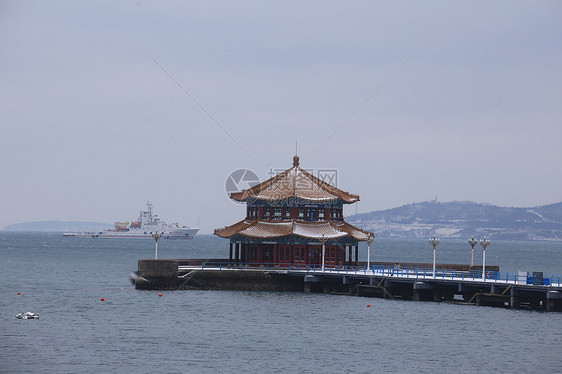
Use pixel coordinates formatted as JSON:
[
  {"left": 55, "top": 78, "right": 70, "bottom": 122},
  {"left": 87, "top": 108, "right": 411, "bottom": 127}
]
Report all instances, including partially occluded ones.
[{"left": 187, "top": 261, "right": 562, "bottom": 287}]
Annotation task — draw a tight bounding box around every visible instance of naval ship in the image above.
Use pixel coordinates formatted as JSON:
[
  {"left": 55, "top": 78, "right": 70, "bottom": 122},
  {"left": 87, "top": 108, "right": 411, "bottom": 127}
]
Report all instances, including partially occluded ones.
[{"left": 63, "top": 202, "right": 198, "bottom": 239}]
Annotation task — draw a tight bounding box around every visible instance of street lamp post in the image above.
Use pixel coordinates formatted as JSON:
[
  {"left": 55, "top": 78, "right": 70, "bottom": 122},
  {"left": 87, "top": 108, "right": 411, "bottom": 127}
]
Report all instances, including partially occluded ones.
[
  {"left": 152, "top": 231, "right": 162, "bottom": 259},
  {"left": 366, "top": 234, "right": 374, "bottom": 270},
  {"left": 480, "top": 236, "right": 490, "bottom": 280},
  {"left": 468, "top": 236, "right": 478, "bottom": 266},
  {"left": 320, "top": 234, "right": 327, "bottom": 272},
  {"left": 429, "top": 235, "right": 440, "bottom": 278}
]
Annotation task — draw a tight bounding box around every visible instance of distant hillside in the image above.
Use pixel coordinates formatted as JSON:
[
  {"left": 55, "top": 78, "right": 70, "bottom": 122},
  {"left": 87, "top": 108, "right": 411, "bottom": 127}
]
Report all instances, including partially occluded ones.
[
  {"left": 3, "top": 221, "right": 112, "bottom": 232},
  {"left": 347, "top": 201, "right": 562, "bottom": 241}
]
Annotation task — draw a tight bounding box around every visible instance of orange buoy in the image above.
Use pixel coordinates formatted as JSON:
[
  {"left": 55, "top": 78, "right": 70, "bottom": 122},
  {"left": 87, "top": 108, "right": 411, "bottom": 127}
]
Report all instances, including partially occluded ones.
[
  {"left": 100, "top": 297, "right": 105, "bottom": 301},
  {"left": 367, "top": 304, "right": 371, "bottom": 307},
  {"left": 158, "top": 294, "right": 163, "bottom": 297}
]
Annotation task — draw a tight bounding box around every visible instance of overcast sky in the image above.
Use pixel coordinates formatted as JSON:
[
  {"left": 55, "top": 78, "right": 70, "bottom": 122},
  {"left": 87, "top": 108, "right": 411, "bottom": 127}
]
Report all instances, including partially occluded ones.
[{"left": 1, "top": 1, "right": 561, "bottom": 233}]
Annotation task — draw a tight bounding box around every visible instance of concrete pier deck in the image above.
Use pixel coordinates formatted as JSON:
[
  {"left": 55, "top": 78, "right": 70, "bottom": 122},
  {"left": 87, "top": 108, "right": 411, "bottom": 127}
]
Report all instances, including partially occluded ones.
[{"left": 131, "top": 259, "right": 562, "bottom": 312}]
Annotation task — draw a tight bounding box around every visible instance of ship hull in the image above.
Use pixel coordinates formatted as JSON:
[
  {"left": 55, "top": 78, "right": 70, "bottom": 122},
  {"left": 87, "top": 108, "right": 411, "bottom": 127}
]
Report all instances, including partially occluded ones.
[
  {"left": 99, "top": 229, "right": 198, "bottom": 239},
  {"left": 64, "top": 229, "right": 198, "bottom": 239}
]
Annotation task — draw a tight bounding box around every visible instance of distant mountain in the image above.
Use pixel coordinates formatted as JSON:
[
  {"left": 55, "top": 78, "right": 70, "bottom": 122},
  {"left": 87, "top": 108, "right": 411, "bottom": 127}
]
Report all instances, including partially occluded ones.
[
  {"left": 3, "top": 221, "right": 112, "bottom": 232},
  {"left": 347, "top": 201, "right": 562, "bottom": 241}
]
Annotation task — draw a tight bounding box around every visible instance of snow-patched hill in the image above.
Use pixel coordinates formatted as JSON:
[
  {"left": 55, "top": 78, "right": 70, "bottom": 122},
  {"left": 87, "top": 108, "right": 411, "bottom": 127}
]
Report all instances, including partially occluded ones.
[{"left": 347, "top": 201, "right": 562, "bottom": 241}]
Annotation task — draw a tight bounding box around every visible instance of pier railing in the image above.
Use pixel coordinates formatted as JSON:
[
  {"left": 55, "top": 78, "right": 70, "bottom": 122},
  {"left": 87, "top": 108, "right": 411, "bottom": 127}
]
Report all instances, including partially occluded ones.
[{"left": 178, "top": 261, "right": 562, "bottom": 287}]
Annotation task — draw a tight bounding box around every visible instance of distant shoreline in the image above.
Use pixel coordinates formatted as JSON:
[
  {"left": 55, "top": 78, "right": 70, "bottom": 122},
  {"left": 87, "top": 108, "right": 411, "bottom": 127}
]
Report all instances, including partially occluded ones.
[{"left": 3, "top": 221, "right": 112, "bottom": 232}]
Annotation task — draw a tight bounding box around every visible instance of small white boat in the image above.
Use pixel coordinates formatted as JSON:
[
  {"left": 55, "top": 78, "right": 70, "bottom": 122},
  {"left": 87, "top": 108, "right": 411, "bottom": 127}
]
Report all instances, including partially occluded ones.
[{"left": 15, "top": 312, "right": 39, "bottom": 319}]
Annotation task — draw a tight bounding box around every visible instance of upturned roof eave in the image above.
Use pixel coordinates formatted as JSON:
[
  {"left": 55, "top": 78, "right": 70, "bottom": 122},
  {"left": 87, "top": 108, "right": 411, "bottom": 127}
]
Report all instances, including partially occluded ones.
[
  {"left": 214, "top": 219, "right": 373, "bottom": 241},
  {"left": 296, "top": 167, "right": 360, "bottom": 204},
  {"left": 230, "top": 192, "right": 360, "bottom": 205}
]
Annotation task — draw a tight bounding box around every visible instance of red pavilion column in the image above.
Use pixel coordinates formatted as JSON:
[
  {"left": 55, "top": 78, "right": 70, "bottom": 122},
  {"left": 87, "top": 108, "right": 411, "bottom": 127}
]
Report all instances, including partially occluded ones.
[{"left": 290, "top": 245, "right": 294, "bottom": 265}]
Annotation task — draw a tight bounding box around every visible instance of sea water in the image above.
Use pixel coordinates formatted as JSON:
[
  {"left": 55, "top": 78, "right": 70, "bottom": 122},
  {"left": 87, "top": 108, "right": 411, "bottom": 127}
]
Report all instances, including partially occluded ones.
[{"left": 1, "top": 232, "right": 561, "bottom": 373}]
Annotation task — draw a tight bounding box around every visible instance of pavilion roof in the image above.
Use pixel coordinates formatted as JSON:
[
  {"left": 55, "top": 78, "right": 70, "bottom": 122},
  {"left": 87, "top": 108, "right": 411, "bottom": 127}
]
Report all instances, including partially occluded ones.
[
  {"left": 214, "top": 219, "right": 373, "bottom": 241},
  {"left": 230, "top": 156, "right": 359, "bottom": 204}
]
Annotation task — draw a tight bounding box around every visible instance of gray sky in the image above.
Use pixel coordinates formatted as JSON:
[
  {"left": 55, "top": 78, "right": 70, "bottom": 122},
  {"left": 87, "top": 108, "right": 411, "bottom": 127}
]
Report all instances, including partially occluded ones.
[{"left": 1, "top": 1, "right": 561, "bottom": 234}]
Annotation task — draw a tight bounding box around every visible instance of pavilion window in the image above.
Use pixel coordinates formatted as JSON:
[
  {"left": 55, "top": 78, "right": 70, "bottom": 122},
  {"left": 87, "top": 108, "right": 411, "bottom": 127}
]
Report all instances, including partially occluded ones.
[
  {"left": 298, "top": 208, "right": 305, "bottom": 220},
  {"left": 264, "top": 208, "right": 271, "bottom": 220},
  {"left": 331, "top": 208, "right": 342, "bottom": 221},
  {"left": 294, "top": 248, "right": 300, "bottom": 262},
  {"left": 248, "top": 207, "right": 258, "bottom": 220},
  {"left": 318, "top": 209, "right": 325, "bottom": 221},
  {"left": 283, "top": 208, "right": 291, "bottom": 220},
  {"left": 272, "top": 207, "right": 282, "bottom": 220}
]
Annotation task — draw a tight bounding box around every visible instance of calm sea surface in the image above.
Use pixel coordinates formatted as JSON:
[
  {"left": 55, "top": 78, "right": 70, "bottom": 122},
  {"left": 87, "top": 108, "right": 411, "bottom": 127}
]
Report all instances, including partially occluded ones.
[{"left": 1, "top": 232, "right": 562, "bottom": 373}]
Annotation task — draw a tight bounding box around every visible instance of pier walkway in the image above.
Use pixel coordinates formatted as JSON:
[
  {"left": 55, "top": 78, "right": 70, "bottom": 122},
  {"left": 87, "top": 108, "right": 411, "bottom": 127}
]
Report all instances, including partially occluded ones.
[
  {"left": 133, "top": 259, "right": 562, "bottom": 312},
  {"left": 179, "top": 262, "right": 562, "bottom": 287}
]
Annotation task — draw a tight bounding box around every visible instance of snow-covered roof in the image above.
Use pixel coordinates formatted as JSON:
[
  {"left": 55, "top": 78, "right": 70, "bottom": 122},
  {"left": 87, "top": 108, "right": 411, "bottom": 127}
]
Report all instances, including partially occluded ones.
[
  {"left": 229, "top": 156, "right": 359, "bottom": 204},
  {"left": 214, "top": 219, "right": 372, "bottom": 241}
]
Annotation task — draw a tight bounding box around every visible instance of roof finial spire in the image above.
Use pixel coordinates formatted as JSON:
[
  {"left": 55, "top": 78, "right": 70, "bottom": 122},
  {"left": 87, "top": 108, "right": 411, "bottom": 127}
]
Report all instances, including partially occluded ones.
[{"left": 293, "top": 141, "right": 300, "bottom": 167}]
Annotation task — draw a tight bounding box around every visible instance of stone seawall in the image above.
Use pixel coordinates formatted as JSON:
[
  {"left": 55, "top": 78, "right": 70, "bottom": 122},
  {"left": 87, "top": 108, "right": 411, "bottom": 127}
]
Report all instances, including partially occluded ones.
[
  {"left": 177, "top": 270, "right": 304, "bottom": 291},
  {"left": 135, "top": 260, "right": 304, "bottom": 291},
  {"left": 134, "top": 259, "right": 500, "bottom": 291},
  {"left": 135, "top": 259, "right": 179, "bottom": 290}
]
